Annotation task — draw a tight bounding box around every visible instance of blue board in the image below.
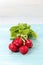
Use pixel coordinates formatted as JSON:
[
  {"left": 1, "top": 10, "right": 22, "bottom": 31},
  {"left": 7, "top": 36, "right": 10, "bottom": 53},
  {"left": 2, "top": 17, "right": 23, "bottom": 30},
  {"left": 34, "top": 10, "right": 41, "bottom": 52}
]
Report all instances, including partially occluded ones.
[{"left": 0, "top": 24, "right": 43, "bottom": 65}]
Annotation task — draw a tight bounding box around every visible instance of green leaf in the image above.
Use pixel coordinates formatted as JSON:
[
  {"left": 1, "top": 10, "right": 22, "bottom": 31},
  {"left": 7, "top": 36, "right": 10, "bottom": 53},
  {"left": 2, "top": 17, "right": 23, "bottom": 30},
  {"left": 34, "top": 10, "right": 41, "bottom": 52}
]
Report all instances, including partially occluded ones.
[
  {"left": 18, "top": 23, "right": 27, "bottom": 30},
  {"left": 27, "top": 25, "right": 31, "bottom": 29},
  {"left": 22, "top": 29, "right": 30, "bottom": 35},
  {"left": 19, "top": 29, "right": 23, "bottom": 34},
  {"left": 10, "top": 26, "right": 19, "bottom": 32},
  {"left": 31, "top": 31, "right": 37, "bottom": 39},
  {"left": 10, "top": 37, "right": 15, "bottom": 40}
]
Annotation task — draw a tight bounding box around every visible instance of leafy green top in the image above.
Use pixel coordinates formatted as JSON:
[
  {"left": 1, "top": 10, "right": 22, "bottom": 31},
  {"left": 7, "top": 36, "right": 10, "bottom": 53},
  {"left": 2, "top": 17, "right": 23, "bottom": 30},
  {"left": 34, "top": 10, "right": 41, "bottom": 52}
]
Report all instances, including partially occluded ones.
[{"left": 10, "top": 23, "right": 37, "bottom": 40}]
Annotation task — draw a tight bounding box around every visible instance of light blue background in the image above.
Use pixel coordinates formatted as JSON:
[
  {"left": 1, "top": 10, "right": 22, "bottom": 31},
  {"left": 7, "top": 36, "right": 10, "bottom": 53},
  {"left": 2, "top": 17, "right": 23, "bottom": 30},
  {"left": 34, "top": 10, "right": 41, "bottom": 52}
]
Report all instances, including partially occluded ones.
[{"left": 0, "top": 24, "right": 43, "bottom": 65}]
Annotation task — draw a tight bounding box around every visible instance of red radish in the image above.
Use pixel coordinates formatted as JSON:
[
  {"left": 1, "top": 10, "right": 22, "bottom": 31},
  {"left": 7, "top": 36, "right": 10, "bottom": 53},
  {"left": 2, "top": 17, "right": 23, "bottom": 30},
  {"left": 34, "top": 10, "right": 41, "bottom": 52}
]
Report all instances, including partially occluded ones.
[
  {"left": 12, "top": 38, "right": 23, "bottom": 47},
  {"left": 25, "top": 39, "right": 33, "bottom": 48},
  {"left": 19, "top": 46, "right": 28, "bottom": 54},
  {"left": 9, "top": 43, "right": 18, "bottom": 52}
]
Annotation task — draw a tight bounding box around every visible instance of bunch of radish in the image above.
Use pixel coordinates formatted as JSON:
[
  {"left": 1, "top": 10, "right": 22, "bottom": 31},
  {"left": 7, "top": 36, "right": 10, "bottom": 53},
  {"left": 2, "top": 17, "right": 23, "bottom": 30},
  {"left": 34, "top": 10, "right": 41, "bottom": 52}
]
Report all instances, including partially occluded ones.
[
  {"left": 8, "top": 34, "right": 33, "bottom": 55},
  {"left": 8, "top": 23, "right": 37, "bottom": 55}
]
